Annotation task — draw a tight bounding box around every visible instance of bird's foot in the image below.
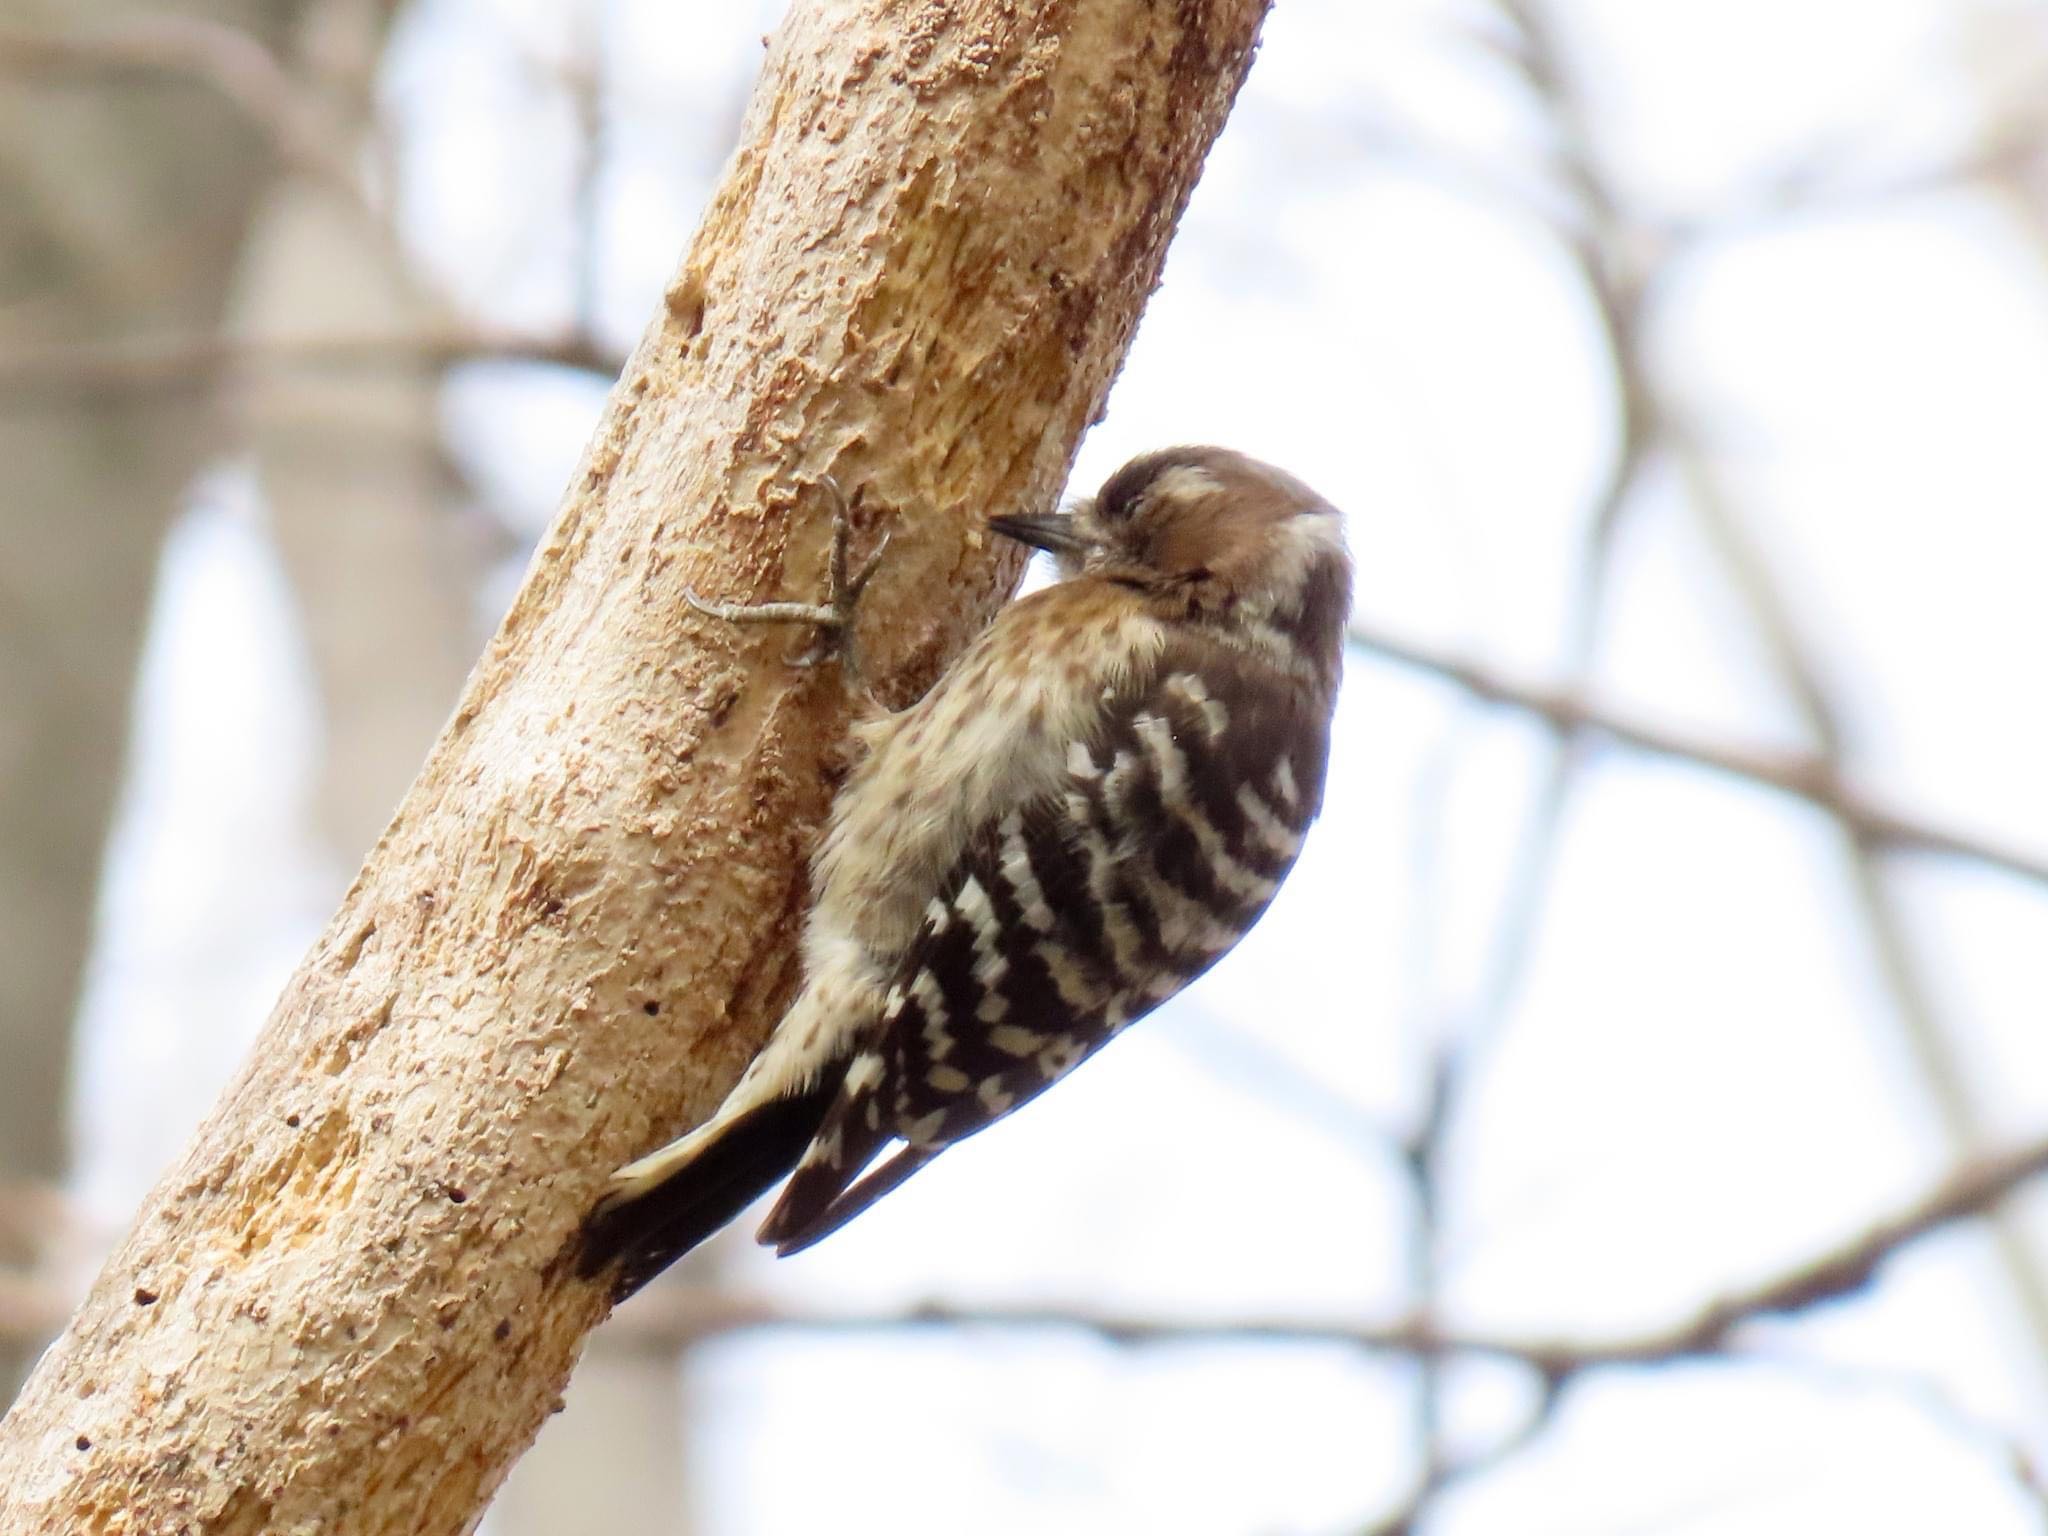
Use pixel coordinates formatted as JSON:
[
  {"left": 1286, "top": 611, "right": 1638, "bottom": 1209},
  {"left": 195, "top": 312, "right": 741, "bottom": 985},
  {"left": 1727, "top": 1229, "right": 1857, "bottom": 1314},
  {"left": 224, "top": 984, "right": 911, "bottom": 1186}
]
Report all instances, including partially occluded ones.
[{"left": 682, "top": 475, "right": 890, "bottom": 689}]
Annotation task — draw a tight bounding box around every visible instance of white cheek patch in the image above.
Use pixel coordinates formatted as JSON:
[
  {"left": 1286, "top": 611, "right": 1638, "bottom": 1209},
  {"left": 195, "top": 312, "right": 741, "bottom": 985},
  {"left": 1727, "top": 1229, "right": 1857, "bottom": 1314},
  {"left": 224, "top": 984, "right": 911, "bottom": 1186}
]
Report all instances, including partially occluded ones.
[
  {"left": 1273, "top": 506, "right": 1348, "bottom": 574},
  {"left": 1241, "top": 507, "right": 1350, "bottom": 623}
]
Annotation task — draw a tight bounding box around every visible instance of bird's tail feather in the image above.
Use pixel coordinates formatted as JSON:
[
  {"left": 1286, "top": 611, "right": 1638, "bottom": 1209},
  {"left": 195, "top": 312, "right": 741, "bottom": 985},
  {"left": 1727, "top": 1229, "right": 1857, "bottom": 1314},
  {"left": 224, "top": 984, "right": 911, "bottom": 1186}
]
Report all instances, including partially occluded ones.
[
  {"left": 578, "top": 1076, "right": 840, "bottom": 1301},
  {"left": 760, "top": 1141, "right": 935, "bottom": 1257}
]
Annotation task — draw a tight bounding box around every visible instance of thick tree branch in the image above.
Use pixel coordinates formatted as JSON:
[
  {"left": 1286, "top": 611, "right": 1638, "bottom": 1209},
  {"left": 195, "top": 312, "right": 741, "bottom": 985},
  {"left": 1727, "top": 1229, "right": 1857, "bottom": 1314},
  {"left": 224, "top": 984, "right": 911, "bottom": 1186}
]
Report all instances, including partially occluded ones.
[{"left": 0, "top": 3, "right": 1272, "bottom": 1530}]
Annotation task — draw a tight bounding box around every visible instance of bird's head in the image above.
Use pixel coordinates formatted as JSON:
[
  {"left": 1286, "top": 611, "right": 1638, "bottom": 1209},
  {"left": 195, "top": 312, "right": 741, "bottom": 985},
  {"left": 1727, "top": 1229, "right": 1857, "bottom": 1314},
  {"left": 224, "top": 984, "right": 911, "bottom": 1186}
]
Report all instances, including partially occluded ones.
[{"left": 991, "top": 446, "right": 1352, "bottom": 685}]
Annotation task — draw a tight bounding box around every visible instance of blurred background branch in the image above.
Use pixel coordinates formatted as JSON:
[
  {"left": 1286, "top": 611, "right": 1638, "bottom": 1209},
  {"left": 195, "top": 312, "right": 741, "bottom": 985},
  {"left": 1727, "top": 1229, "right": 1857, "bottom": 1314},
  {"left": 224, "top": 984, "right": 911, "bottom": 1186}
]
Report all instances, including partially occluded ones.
[
  {"left": 0, "top": 326, "right": 620, "bottom": 399},
  {"left": 8, "top": 1131, "right": 2048, "bottom": 1367},
  {"left": 1346, "top": 621, "right": 2048, "bottom": 888}
]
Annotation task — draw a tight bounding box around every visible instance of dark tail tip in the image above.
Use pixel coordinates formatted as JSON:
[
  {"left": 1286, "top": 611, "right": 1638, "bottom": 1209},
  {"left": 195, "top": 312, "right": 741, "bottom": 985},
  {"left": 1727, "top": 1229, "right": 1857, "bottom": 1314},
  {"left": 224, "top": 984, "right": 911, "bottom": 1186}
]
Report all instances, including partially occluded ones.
[
  {"left": 759, "top": 1141, "right": 936, "bottom": 1257},
  {"left": 576, "top": 1085, "right": 839, "bottom": 1302}
]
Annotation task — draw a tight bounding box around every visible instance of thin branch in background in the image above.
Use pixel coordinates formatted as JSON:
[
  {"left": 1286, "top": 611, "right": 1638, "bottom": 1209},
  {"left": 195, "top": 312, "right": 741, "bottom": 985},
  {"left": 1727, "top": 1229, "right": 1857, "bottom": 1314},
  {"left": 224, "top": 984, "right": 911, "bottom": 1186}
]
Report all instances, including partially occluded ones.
[
  {"left": 7, "top": 1138, "right": 2048, "bottom": 1397},
  {"left": 1360, "top": 1376, "right": 1562, "bottom": 1536},
  {"left": 1408, "top": 1058, "right": 1454, "bottom": 1496},
  {"left": 1667, "top": 427, "right": 2048, "bottom": 1394},
  {"left": 1524, "top": 0, "right": 2048, "bottom": 1395},
  {"left": 0, "top": 18, "right": 374, "bottom": 230},
  {"left": 565, "top": 0, "right": 608, "bottom": 342},
  {"left": 1479, "top": 13, "right": 2048, "bottom": 1385},
  {"left": 1345, "top": 620, "right": 2048, "bottom": 890},
  {"left": 1736, "top": 1347, "right": 2048, "bottom": 1517},
  {"left": 1366, "top": 14, "right": 1669, "bottom": 1518},
  {"left": 1462, "top": 0, "right": 1662, "bottom": 1026},
  {"left": 578, "top": 1137, "right": 2048, "bottom": 1375},
  {"left": 0, "top": 327, "right": 623, "bottom": 404},
  {"left": 1365, "top": 1049, "right": 1501, "bottom": 1536},
  {"left": 1163, "top": 1013, "right": 1399, "bottom": 1162},
  {"left": 1361, "top": 11, "right": 2048, "bottom": 1526}
]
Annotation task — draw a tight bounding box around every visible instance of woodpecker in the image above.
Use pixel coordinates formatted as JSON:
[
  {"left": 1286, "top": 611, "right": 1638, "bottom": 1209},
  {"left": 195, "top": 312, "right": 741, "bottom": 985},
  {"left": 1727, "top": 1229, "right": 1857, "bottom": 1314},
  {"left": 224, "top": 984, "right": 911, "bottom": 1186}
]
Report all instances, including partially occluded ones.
[{"left": 580, "top": 446, "right": 1352, "bottom": 1298}]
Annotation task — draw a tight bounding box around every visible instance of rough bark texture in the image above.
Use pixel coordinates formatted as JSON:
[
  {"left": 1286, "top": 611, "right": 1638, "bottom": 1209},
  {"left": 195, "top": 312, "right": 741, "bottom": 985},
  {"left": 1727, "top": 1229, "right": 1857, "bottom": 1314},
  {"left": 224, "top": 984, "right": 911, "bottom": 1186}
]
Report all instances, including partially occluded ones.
[
  {"left": 0, "top": 0, "right": 1270, "bottom": 1529},
  {"left": 0, "top": 0, "right": 315, "bottom": 1407}
]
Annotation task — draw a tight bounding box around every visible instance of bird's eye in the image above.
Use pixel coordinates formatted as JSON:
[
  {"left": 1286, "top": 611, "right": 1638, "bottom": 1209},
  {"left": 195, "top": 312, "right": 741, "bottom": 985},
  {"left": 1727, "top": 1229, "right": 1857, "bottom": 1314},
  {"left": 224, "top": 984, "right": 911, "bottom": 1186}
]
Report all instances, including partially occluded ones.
[
  {"left": 1093, "top": 457, "right": 1158, "bottom": 523},
  {"left": 1095, "top": 485, "right": 1139, "bottom": 523}
]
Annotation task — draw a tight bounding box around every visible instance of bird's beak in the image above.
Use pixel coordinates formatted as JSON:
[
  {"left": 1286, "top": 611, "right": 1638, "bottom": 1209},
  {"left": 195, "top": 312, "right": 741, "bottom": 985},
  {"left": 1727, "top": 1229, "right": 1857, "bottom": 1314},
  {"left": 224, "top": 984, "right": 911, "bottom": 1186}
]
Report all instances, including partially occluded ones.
[{"left": 988, "top": 513, "right": 1097, "bottom": 558}]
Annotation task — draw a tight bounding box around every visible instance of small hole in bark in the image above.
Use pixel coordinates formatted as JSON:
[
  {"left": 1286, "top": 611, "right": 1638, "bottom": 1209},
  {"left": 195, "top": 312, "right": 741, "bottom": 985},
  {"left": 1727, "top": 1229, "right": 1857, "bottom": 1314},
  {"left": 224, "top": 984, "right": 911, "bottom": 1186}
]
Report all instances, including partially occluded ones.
[
  {"left": 642, "top": 1000, "right": 660, "bottom": 1016},
  {"left": 494, "top": 1319, "right": 512, "bottom": 1342},
  {"left": 665, "top": 277, "right": 707, "bottom": 340},
  {"left": 284, "top": 1114, "right": 301, "bottom": 1128},
  {"left": 447, "top": 1188, "right": 468, "bottom": 1205},
  {"left": 132, "top": 1288, "right": 158, "bottom": 1307},
  {"left": 75, "top": 1436, "right": 91, "bottom": 1452}
]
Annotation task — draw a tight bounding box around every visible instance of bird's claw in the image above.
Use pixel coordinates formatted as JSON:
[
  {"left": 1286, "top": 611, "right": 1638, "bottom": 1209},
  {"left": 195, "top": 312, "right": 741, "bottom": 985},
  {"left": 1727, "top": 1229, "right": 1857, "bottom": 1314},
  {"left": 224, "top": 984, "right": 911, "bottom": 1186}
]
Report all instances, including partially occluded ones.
[{"left": 682, "top": 475, "right": 886, "bottom": 687}]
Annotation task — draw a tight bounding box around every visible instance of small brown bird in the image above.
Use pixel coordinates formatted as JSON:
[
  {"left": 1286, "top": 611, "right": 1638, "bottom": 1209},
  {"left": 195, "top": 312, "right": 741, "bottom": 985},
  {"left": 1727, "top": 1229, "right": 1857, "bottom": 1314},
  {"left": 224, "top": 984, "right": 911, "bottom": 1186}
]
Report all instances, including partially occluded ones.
[{"left": 580, "top": 447, "right": 1352, "bottom": 1298}]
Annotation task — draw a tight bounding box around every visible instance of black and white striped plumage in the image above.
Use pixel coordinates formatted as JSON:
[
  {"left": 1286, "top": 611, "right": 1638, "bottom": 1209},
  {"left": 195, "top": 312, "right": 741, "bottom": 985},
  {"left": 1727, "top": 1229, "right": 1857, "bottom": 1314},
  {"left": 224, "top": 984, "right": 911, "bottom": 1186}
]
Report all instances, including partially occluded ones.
[{"left": 581, "top": 447, "right": 1351, "bottom": 1299}]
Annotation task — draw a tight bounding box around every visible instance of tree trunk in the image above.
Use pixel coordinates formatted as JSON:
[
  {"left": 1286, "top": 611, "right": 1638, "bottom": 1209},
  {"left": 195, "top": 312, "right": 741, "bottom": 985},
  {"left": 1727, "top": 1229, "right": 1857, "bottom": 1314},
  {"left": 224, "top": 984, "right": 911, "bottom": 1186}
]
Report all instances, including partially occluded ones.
[
  {"left": 0, "top": 0, "right": 316, "bottom": 1406},
  {"left": 0, "top": 1, "right": 1270, "bottom": 1530}
]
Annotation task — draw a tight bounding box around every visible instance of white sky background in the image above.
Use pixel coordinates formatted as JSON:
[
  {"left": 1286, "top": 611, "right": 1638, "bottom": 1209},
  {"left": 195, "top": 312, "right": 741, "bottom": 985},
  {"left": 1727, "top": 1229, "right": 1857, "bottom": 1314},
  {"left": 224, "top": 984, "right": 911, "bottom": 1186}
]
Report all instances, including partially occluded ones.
[{"left": 69, "top": 0, "right": 2048, "bottom": 1530}]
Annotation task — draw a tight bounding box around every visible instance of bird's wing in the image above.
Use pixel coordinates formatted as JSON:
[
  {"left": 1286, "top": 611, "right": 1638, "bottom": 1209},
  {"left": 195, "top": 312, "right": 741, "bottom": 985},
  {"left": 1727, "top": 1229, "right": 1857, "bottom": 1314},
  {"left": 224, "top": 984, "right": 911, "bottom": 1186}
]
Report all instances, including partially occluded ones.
[{"left": 757, "top": 641, "right": 1332, "bottom": 1254}]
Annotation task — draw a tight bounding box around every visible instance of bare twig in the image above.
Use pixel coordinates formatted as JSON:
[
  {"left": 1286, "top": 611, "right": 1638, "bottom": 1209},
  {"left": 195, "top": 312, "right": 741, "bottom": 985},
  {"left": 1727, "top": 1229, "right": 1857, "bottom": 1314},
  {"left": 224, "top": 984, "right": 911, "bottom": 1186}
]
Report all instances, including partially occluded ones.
[
  {"left": 0, "top": 327, "right": 623, "bottom": 403},
  {"left": 7, "top": 1140, "right": 2047, "bottom": 1402},
  {"left": 1359, "top": 1376, "right": 1562, "bottom": 1536},
  {"left": 1345, "top": 620, "right": 2048, "bottom": 890},
  {"left": 1734, "top": 1347, "right": 2048, "bottom": 1515},
  {"left": 1662, "top": 431, "right": 2048, "bottom": 1374},
  {"left": 1367, "top": 1049, "right": 1480, "bottom": 1536},
  {"left": 1476, "top": 0, "right": 2048, "bottom": 1436},
  {"left": 587, "top": 1138, "right": 2048, "bottom": 1376},
  {"left": 1371, "top": 19, "right": 1666, "bottom": 1522},
  {"left": 0, "top": 18, "right": 369, "bottom": 217}
]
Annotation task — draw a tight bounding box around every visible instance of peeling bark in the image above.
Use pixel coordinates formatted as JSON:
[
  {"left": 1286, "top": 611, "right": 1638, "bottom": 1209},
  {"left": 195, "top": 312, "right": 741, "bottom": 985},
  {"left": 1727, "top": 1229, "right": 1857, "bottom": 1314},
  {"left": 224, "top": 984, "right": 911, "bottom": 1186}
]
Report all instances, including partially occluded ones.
[{"left": 0, "top": 0, "right": 1271, "bottom": 1529}]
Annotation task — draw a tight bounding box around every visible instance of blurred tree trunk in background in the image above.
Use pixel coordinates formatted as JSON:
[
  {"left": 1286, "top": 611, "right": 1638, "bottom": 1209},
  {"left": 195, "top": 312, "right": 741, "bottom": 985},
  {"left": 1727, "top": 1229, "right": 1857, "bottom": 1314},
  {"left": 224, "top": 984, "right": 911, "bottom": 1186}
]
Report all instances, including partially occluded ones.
[
  {"left": 490, "top": 1337, "right": 689, "bottom": 1536},
  {"left": 232, "top": 0, "right": 476, "bottom": 878},
  {"left": 0, "top": 0, "right": 313, "bottom": 1406}
]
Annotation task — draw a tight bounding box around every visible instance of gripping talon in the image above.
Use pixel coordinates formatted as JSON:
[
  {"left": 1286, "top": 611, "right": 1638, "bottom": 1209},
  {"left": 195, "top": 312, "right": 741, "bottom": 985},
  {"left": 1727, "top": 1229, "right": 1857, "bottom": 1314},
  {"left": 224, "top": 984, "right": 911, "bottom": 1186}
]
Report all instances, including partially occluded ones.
[
  {"left": 848, "top": 530, "right": 891, "bottom": 606},
  {"left": 682, "top": 474, "right": 883, "bottom": 687}
]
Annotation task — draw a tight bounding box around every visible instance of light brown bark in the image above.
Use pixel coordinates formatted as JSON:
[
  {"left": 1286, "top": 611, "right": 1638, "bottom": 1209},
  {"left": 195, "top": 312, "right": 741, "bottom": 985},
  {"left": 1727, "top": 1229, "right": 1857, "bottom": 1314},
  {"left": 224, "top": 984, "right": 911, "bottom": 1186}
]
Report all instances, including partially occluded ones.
[{"left": 0, "top": 0, "right": 1270, "bottom": 1529}]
